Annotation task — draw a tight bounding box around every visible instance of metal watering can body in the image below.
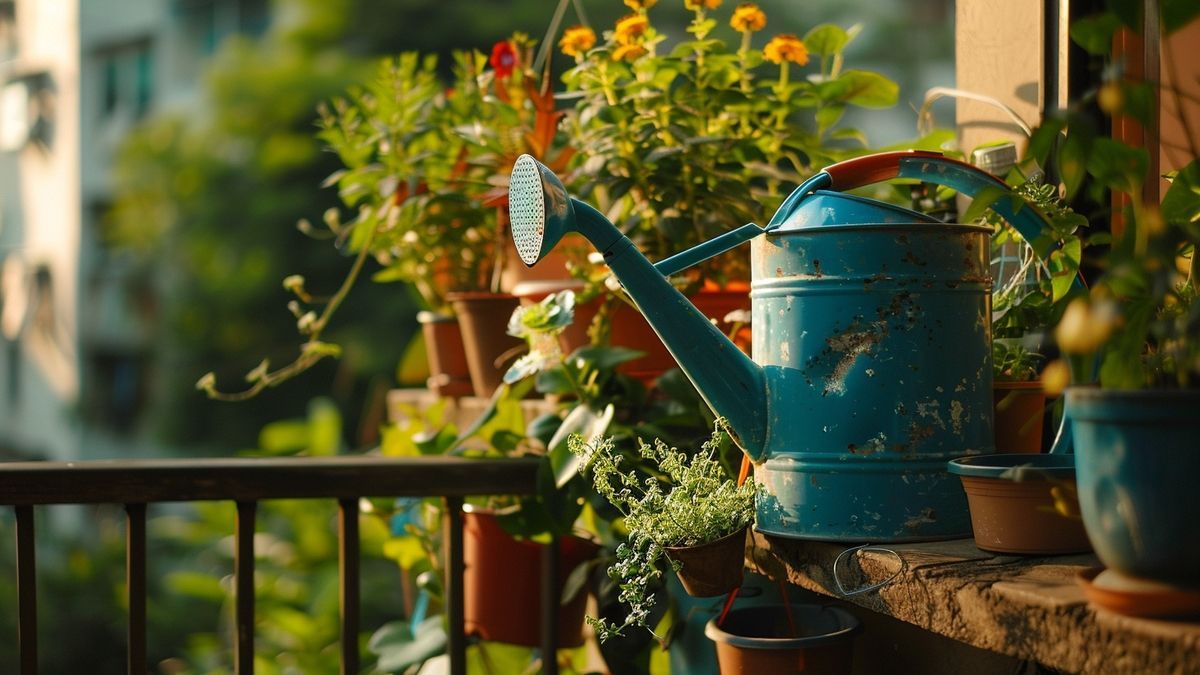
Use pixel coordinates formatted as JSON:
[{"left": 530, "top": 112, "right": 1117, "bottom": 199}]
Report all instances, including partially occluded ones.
[
  {"left": 750, "top": 191, "right": 991, "bottom": 540},
  {"left": 508, "top": 150, "right": 1061, "bottom": 542}
]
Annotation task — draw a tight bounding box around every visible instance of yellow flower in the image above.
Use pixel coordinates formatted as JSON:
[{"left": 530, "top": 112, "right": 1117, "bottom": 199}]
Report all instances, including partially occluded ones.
[
  {"left": 685, "top": 0, "right": 722, "bottom": 9},
  {"left": 1040, "top": 359, "right": 1070, "bottom": 397},
  {"left": 612, "top": 43, "right": 649, "bottom": 62},
  {"left": 559, "top": 25, "right": 597, "bottom": 57},
  {"left": 614, "top": 13, "right": 650, "bottom": 45},
  {"left": 764, "top": 34, "right": 809, "bottom": 65},
  {"left": 1055, "top": 298, "right": 1120, "bottom": 354},
  {"left": 624, "top": 0, "right": 658, "bottom": 8},
  {"left": 730, "top": 3, "right": 766, "bottom": 32}
]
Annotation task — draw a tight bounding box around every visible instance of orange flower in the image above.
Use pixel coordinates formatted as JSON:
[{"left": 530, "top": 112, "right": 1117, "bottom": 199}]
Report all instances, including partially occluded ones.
[
  {"left": 612, "top": 43, "right": 649, "bottom": 62},
  {"left": 685, "top": 0, "right": 722, "bottom": 9},
  {"left": 730, "top": 3, "right": 766, "bottom": 32},
  {"left": 623, "top": 0, "right": 658, "bottom": 8},
  {"left": 763, "top": 34, "right": 809, "bottom": 65},
  {"left": 614, "top": 13, "right": 650, "bottom": 45},
  {"left": 559, "top": 25, "right": 597, "bottom": 57}
]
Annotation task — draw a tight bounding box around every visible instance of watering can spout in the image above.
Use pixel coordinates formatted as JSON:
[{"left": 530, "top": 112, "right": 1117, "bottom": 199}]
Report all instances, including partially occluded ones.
[{"left": 508, "top": 154, "right": 769, "bottom": 456}]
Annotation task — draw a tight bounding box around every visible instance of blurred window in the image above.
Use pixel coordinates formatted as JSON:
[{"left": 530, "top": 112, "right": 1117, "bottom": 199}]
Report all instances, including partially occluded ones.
[
  {"left": 176, "top": 0, "right": 269, "bottom": 58},
  {"left": 0, "top": 1, "right": 15, "bottom": 61},
  {"left": 93, "top": 40, "right": 154, "bottom": 122}
]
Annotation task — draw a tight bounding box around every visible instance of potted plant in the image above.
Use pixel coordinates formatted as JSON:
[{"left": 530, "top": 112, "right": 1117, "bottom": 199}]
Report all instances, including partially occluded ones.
[
  {"left": 558, "top": 3, "right": 900, "bottom": 379},
  {"left": 568, "top": 420, "right": 757, "bottom": 641},
  {"left": 1038, "top": 4, "right": 1200, "bottom": 608}
]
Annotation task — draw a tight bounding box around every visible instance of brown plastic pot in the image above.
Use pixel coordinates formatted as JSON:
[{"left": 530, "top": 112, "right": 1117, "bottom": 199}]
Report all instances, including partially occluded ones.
[
  {"left": 447, "top": 292, "right": 524, "bottom": 398},
  {"left": 664, "top": 525, "right": 748, "bottom": 597},
  {"left": 461, "top": 508, "right": 599, "bottom": 648},
  {"left": 416, "top": 311, "right": 474, "bottom": 398},
  {"left": 948, "top": 454, "right": 1091, "bottom": 555},
  {"left": 705, "top": 605, "right": 861, "bottom": 675},
  {"left": 993, "top": 381, "right": 1047, "bottom": 453}
]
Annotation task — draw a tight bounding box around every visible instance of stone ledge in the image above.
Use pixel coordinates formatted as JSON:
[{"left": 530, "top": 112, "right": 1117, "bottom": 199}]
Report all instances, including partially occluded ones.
[{"left": 748, "top": 533, "right": 1200, "bottom": 675}]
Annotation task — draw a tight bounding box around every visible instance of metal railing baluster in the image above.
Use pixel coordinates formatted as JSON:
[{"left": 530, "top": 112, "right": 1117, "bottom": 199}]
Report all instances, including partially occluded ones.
[
  {"left": 15, "top": 505, "right": 37, "bottom": 675},
  {"left": 338, "top": 498, "right": 360, "bottom": 675},
  {"left": 235, "top": 501, "right": 257, "bottom": 674},
  {"left": 540, "top": 540, "right": 560, "bottom": 675},
  {"left": 444, "top": 496, "right": 465, "bottom": 675},
  {"left": 126, "top": 503, "right": 148, "bottom": 675}
]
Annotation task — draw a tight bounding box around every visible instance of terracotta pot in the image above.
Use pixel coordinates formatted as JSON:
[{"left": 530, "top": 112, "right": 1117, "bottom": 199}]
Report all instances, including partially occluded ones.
[
  {"left": 993, "top": 381, "right": 1046, "bottom": 453},
  {"left": 500, "top": 232, "right": 590, "bottom": 294},
  {"left": 664, "top": 526, "right": 748, "bottom": 598},
  {"left": 948, "top": 454, "right": 1091, "bottom": 555},
  {"left": 447, "top": 292, "right": 524, "bottom": 398},
  {"left": 705, "top": 605, "right": 861, "bottom": 675},
  {"left": 611, "top": 285, "right": 751, "bottom": 384},
  {"left": 416, "top": 311, "right": 474, "bottom": 398},
  {"left": 461, "top": 509, "right": 599, "bottom": 648}
]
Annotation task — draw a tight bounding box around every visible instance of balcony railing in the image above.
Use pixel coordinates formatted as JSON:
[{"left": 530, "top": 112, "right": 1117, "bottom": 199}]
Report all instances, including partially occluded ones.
[{"left": 0, "top": 456, "right": 546, "bottom": 675}]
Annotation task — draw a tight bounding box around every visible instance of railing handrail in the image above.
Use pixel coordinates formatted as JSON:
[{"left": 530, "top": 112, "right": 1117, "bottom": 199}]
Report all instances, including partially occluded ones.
[
  {"left": 1, "top": 454, "right": 550, "bottom": 675},
  {"left": 0, "top": 455, "right": 542, "bottom": 505}
]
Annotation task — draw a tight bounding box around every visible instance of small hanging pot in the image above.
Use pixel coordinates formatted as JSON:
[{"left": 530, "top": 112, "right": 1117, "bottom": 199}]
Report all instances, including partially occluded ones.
[{"left": 664, "top": 525, "right": 749, "bottom": 597}]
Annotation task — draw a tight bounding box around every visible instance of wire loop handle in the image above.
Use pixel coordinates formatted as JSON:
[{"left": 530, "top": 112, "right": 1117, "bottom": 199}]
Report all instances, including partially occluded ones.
[{"left": 832, "top": 543, "right": 905, "bottom": 597}]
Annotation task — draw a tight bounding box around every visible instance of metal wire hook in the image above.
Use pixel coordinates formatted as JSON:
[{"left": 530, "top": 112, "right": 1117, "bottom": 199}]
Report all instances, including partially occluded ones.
[{"left": 832, "top": 543, "right": 906, "bottom": 597}]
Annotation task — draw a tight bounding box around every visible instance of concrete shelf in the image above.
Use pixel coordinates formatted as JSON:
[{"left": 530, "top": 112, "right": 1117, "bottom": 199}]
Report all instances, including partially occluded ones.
[{"left": 748, "top": 533, "right": 1200, "bottom": 675}]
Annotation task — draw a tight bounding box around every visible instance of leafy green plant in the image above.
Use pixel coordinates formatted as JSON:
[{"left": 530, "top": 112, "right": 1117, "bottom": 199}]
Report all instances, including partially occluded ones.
[
  {"left": 561, "top": 3, "right": 897, "bottom": 286},
  {"left": 992, "top": 339, "right": 1044, "bottom": 382},
  {"left": 568, "top": 420, "right": 756, "bottom": 641},
  {"left": 1038, "top": 4, "right": 1200, "bottom": 390}
]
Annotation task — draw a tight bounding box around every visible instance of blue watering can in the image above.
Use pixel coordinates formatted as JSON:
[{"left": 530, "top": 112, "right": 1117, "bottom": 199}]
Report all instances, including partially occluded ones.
[{"left": 509, "top": 150, "right": 1062, "bottom": 542}]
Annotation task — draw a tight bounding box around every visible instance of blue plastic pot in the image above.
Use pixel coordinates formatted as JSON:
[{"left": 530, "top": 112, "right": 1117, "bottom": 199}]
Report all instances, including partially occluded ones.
[{"left": 1067, "top": 388, "right": 1200, "bottom": 587}]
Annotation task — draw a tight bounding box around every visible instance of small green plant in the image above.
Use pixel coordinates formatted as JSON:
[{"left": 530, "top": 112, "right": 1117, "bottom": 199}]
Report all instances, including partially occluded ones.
[
  {"left": 569, "top": 420, "right": 756, "bottom": 641},
  {"left": 992, "top": 339, "right": 1044, "bottom": 382}
]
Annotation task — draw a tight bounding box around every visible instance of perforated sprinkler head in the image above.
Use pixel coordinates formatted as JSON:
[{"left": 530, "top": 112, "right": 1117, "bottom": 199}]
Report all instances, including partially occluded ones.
[{"left": 509, "top": 154, "right": 574, "bottom": 267}]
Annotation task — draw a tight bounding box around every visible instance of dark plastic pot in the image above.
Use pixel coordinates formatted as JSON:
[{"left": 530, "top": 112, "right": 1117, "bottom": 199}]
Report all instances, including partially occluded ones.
[
  {"left": 1067, "top": 388, "right": 1200, "bottom": 587},
  {"left": 461, "top": 508, "right": 599, "bottom": 648},
  {"left": 705, "top": 605, "right": 861, "bottom": 674},
  {"left": 664, "top": 525, "right": 748, "bottom": 597},
  {"left": 947, "top": 453, "right": 1090, "bottom": 555}
]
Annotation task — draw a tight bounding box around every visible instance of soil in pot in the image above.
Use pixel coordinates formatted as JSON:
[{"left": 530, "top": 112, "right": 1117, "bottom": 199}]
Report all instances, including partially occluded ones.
[
  {"left": 705, "top": 604, "right": 861, "bottom": 675},
  {"left": 948, "top": 454, "right": 1090, "bottom": 555},
  {"left": 461, "top": 508, "right": 599, "bottom": 648},
  {"left": 993, "top": 381, "right": 1047, "bottom": 453},
  {"left": 416, "top": 311, "right": 474, "bottom": 398},
  {"left": 664, "top": 526, "right": 748, "bottom": 598},
  {"left": 447, "top": 293, "right": 524, "bottom": 398}
]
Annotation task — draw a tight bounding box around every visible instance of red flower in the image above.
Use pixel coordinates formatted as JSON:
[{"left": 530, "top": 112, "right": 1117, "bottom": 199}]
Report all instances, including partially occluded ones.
[{"left": 490, "top": 40, "right": 517, "bottom": 79}]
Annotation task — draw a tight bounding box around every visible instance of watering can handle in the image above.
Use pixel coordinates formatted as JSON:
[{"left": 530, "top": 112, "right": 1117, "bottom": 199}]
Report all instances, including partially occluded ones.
[{"left": 819, "top": 150, "right": 1084, "bottom": 454}]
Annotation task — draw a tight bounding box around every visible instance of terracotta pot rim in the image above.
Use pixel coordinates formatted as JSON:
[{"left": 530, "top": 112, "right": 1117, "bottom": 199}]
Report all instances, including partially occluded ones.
[
  {"left": 947, "top": 453, "right": 1075, "bottom": 480},
  {"left": 704, "top": 605, "right": 861, "bottom": 650},
  {"left": 663, "top": 523, "right": 749, "bottom": 553},
  {"left": 447, "top": 291, "right": 519, "bottom": 302},
  {"left": 993, "top": 379, "right": 1044, "bottom": 391},
  {"left": 461, "top": 506, "right": 602, "bottom": 548},
  {"left": 416, "top": 310, "right": 456, "bottom": 324}
]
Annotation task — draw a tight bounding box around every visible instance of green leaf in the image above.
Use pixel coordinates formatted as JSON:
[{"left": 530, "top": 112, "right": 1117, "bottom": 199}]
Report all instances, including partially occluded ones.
[
  {"left": 803, "top": 24, "right": 849, "bottom": 57},
  {"left": 1161, "top": 159, "right": 1200, "bottom": 226},
  {"left": 825, "top": 70, "right": 898, "bottom": 108},
  {"left": 382, "top": 536, "right": 426, "bottom": 568},
  {"left": 549, "top": 404, "right": 615, "bottom": 488},
  {"left": 1069, "top": 12, "right": 1123, "bottom": 54},
  {"left": 561, "top": 559, "right": 597, "bottom": 605},
  {"left": 369, "top": 617, "right": 447, "bottom": 673},
  {"left": 1087, "top": 137, "right": 1148, "bottom": 194},
  {"left": 1164, "top": 0, "right": 1200, "bottom": 33},
  {"left": 165, "top": 571, "right": 226, "bottom": 601},
  {"left": 1059, "top": 132, "right": 1089, "bottom": 200},
  {"left": 567, "top": 346, "right": 644, "bottom": 371},
  {"left": 1025, "top": 116, "right": 1066, "bottom": 166},
  {"left": 961, "top": 184, "right": 1010, "bottom": 224},
  {"left": 815, "top": 104, "right": 845, "bottom": 134}
]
